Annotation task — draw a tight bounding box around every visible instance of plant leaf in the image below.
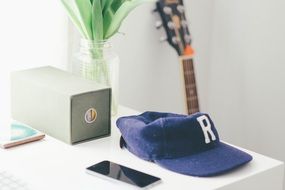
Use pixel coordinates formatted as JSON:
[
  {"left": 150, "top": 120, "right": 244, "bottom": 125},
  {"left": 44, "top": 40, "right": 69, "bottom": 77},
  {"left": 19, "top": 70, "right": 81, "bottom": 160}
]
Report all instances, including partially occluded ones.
[
  {"left": 101, "top": 0, "right": 116, "bottom": 39},
  {"left": 74, "top": 0, "right": 93, "bottom": 39},
  {"left": 104, "top": 0, "right": 153, "bottom": 39},
  {"left": 110, "top": 0, "right": 126, "bottom": 12},
  {"left": 101, "top": 0, "right": 113, "bottom": 12},
  {"left": 103, "top": 10, "right": 114, "bottom": 36},
  {"left": 92, "top": 0, "right": 104, "bottom": 41},
  {"left": 61, "top": 0, "right": 88, "bottom": 38},
  {"left": 62, "top": 0, "right": 151, "bottom": 40}
]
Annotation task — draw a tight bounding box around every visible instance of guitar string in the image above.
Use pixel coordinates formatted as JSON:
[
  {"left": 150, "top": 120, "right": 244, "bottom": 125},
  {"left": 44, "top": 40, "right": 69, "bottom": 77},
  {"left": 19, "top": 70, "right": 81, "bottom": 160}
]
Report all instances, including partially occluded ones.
[
  {"left": 175, "top": 5, "right": 197, "bottom": 114},
  {"left": 184, "top": 59, "right": 191, "bottom": 114},
  {"left": 194, "top": 59, "right": 199, "bottom": 111},
  {"left": 186, "top": 59, "right": 194, "bottom": 114},
  {"left": 184, "top": 58, "right": 194, "bottom": 114},
  {"left": 185, "top": 58, "right": 199, "bottom": 114},
  {"left": 187, "top": 59, "right": 195, "bottom": 114},
  {"left": 190, "top": 58, "right": 199, "bottom": 112},
  {"left": 183, "top": 60, "right": 191, "bottom": 114},
  {"left": 187, "top": 59, "right": 193, "bottom": 114},
  {"left": 168, "top": 5, "right": 197, "bottom": 114},
  {"left": 175, "top": 21, "right": 193, "bottom": 114},
  {"left": 187, "top": 59, "right": 196, "bottom": 114}
]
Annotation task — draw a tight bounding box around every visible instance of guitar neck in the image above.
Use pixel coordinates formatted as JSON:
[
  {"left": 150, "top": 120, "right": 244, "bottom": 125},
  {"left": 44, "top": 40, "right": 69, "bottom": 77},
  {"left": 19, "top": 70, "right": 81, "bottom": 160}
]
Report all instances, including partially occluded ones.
[
  {"left": 180, "top": 56, "right": 199, "bottom": 115},
  {"left": 155, "top": 0, "right": 199, "bottom": 114}
]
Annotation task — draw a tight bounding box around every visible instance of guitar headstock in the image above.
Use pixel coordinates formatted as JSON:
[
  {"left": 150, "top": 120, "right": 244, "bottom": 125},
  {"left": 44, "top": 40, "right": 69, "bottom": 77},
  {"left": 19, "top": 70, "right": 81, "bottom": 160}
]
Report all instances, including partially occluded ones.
[{"left": 155, "top": 0, "right": 194, "bottom": 56}]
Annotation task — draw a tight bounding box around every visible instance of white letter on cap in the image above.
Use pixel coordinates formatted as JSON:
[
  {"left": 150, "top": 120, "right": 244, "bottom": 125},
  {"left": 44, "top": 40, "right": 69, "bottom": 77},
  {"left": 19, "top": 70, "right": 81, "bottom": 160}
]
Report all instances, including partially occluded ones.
[{"left": 197, "top": 115, "right": 216, "bottom": 144}]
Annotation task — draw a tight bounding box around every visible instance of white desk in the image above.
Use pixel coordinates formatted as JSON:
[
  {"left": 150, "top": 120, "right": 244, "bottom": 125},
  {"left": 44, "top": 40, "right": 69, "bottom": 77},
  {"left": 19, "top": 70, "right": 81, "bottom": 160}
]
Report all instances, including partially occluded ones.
[{"left": 0, "top": 106, "right": 284, "bottom": 190}]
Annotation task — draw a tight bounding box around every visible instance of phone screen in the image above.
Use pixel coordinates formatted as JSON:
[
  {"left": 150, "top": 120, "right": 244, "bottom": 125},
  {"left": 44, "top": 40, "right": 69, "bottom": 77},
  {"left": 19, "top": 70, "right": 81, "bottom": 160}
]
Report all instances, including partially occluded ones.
[{"left": 86, "top": 161, "right": 161, "bottom": 188}]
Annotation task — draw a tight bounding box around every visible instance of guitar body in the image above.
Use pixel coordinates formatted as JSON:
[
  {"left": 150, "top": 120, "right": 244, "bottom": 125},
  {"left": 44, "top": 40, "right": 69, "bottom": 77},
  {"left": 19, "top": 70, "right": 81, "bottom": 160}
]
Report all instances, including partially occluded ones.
[{"left": 155, "top": 0, "right": 200, "bottom": 114}]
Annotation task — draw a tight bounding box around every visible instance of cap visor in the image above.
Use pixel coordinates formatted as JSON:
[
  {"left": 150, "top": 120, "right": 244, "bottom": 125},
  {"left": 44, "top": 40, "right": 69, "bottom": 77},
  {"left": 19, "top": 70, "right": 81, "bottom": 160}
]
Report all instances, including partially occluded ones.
[{"left": 154, "top": 142, "right": 252, "bottom": 177}]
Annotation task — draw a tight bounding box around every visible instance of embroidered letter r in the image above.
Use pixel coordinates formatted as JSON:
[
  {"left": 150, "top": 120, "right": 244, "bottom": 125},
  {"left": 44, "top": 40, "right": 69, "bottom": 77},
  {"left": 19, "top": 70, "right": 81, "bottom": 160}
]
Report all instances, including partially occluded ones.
[{"left": 197, "top": 115, "right": 217, "bottom": 144}]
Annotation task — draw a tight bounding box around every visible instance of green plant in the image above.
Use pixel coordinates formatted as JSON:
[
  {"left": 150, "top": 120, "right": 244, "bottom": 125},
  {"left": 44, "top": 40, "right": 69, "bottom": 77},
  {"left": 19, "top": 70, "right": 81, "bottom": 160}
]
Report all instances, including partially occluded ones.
[
  {"left": 61, "top": 0, "right": 152, "bottom": 40},
  {"left": 61, "top": 0, "right": 151, "bottom": 114}
]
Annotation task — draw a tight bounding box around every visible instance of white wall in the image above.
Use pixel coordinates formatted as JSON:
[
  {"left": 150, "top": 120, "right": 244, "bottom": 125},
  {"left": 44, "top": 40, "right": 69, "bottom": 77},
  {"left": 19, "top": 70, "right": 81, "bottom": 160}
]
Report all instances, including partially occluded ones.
[
  {"left": 208, "top": 0, "right": 285, "bottom": 187},
  {"left": 114, "top": 0, "right": 285, "bottom": 185},
  {"left": 0, "top": 0, "right": 69, "bottom": 121},
  {"left": 0, "top": 0, "right": 284, "bottom": 186},
  {"left": 111, "top": 0, "right": 214, "bottom": 114},
  {"left": 208, "top": 0, "right": 285, "bottom": 159},
  {"left": 0, "top": 0, "right": 214, "bottom": 135}
]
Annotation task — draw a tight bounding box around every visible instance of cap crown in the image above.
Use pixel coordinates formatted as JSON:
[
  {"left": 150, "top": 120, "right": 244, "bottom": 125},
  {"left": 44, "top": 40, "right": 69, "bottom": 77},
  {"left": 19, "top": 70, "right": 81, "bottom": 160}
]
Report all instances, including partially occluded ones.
[{"left": 117, "top": 112, "right": 220, "bottom": 161}]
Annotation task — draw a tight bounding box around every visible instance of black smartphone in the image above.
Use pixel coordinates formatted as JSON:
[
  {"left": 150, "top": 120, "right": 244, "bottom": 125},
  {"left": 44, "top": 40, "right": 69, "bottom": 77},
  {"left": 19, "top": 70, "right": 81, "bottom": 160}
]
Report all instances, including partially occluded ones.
[{"left": 86, "top": 160, "right": 161, "bottom": 189}]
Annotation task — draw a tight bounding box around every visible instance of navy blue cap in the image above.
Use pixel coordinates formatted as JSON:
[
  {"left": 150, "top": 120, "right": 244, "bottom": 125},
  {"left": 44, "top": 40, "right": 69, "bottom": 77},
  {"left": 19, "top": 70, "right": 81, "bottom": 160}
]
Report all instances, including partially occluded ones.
[{"left": 116, "top": 112, "right": 252, "bottom": 177}]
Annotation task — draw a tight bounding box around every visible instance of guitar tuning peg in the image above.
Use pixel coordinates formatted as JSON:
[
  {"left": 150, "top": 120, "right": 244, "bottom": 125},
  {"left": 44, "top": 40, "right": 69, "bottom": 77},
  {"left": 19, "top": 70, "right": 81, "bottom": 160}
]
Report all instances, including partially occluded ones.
[
  {"left": 155, "top": 20, "right": 163, "bottom": 29},
  {"left": 167, "top": 21, "right": 175, "bottom": 30},
  {"left": 159, "top": 36, "right": 168, "bottom": 42},
  {"left": 163, "top": 7, "right": 172, "bottom": 15},
  {"left": 172, "top": 37, "right": 181, "bottom": 44},
  {"left": 171, "top": 37, "right": 177, "bottom": 44},
  {"left": 177, "top": 5, "right": 185, "bottom": 13},
  {"left": 184, "top": 34, "right": 192, "bottom": 44}
]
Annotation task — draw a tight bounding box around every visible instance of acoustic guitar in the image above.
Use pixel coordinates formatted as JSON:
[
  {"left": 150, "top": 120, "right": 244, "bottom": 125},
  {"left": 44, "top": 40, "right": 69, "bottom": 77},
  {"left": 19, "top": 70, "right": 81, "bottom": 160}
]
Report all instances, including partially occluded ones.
[{"left": 155, "top": 0, "right": 199, "bottom": 115}]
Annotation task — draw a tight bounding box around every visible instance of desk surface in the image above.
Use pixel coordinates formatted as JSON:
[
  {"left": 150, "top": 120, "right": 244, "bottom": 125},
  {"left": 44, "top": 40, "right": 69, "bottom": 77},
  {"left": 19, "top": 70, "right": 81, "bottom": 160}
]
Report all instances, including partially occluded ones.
[{"left": 0, "top": 106, "right": 284, "bottom": 190}]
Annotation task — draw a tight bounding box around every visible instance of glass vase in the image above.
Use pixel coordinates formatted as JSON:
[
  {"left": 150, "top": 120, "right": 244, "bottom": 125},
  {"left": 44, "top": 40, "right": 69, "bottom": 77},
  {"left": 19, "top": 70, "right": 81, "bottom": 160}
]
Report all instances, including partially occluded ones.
[{"left": 73, "top": 39, "right": 119, "bottom": 115}]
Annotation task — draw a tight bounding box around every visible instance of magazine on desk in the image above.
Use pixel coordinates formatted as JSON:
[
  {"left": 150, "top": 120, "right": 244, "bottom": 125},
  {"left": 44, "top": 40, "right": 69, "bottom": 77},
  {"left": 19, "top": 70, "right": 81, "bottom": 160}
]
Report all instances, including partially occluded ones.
[{"left": 0, "top": 122, "right": 45, "bottom": 149}]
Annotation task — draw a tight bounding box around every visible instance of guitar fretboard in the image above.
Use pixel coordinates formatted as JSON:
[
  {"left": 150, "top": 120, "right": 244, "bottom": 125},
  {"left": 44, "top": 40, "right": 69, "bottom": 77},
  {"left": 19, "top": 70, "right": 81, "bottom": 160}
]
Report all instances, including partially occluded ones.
[{"left": 181, "top": 56, "right": 199, "bottom": 114}]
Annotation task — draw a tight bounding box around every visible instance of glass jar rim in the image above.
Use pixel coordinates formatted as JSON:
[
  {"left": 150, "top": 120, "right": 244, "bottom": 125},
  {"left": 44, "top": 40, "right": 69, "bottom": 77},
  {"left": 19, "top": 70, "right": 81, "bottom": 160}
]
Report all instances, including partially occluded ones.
[
  {"left": 80, "top": 38, "right": 110, "bottom": 46},
  {"left": 80, "top": 39, "right": 112, "bottom": 51}
]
